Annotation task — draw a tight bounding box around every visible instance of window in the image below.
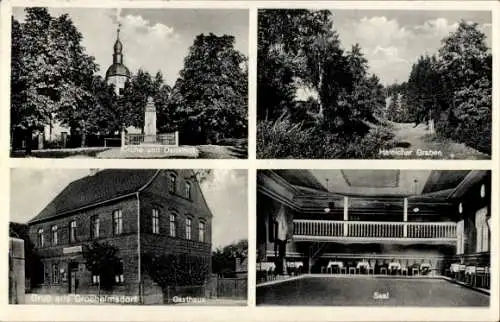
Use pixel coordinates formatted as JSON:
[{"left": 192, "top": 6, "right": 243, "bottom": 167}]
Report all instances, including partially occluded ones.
[
  {"left": 198, "top": 221, "right": 205, "bottom": 242},
  {"left": 184, "top": 182, "right": 192, "bottom": 199},
  {"left": 476, "top": 207, "right": 489, "bottom": 252},
  {"left": 456, "top": 220, "right": 464, "bottom": 255},
  {"left": 152, "top": 209, "right": 160, "bottom": 234},
  {"left": 37, "top": 228, "right": 44, "bottom": 247},
  {"left": 51, "top": 225, "right": 58, "bottom": 246},
  {"left": 113, "top": 210, "right": 123, "bottom": 235},
  {"left": 92, "top": 274, "right": 100, "bottom": 285},
  {"left": 115, "top": 260, "right": 124, "bottom": 283},
  {"left": 91, "top": 215, "right": 100, "bottom": 239},
  {"left": 186, "top": 217, "right": 192, "bottom": 240},
  {"left": 169, "top": 174, "right": 177, "bottom": 193},
  {"left": 69, "top": 220, "right": 77, "bottom": 243},
  {"left": 52, "top": 263, "right": 60, "bottom": 284},
  {"left": 169, "top": 213, "right": 177, "bottom": 237}
]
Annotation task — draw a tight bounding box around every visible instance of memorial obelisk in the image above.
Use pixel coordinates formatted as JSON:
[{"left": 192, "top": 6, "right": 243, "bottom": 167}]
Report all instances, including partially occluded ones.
[{"left": 143, "top": 97, "right": 157, "bottom": 143}]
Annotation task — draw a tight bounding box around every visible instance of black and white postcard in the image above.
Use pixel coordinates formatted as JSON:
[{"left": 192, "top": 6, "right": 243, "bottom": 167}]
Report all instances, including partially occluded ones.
[
  {"left": 257, "top": 169, "right": 491, "bottom": 306},
  {"left": 9, "top": 169, "right": 248, "bottom": 305},
  {"left": 257, "top": 9, "right": 492, "bottom": 159},
  {"left": 1, "top": 0, "right": 499, "bottom": 322},
  {"left": 10, "top": 7, "right": 248, "bottom": 159}
]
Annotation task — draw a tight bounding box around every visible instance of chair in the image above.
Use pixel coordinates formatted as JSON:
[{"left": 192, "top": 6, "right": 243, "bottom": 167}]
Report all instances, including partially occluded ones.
[
  {"left": 475, "top": 267, "right": 486, "bottom": 288},
  {"left": 340, "top": 266, "right": 347, "bottom": 274},
  {"left": 347, "top": 260, "right": 356, "bottom": 275},
  {"left": 411, "top": 264, "right": 420, "bottom": 276},
  {"left": 465, "top": 266, "right": 476, "bottom": 285},
  {"left": 458, "top": 264, "right": 466, "bottom": 282},
  {"left": 380, "top": 259, "right": 389, "bottom": 275},
  {"left": 368, "top": 260, "right": 376, "bottom": 275}
]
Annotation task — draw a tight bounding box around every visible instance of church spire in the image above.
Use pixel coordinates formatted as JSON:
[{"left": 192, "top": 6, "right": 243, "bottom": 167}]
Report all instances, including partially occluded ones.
[{"left": 113, "top": 23, "right": 123, "bottom": 64}]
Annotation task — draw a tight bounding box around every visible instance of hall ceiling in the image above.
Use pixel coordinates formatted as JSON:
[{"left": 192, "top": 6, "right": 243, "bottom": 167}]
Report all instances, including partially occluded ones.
[
  {"left": 272, "top": 169, "right": 474, "bottom": 199},
  {"left": 310, "top": 170, "right": 432, "bottom": 197}
]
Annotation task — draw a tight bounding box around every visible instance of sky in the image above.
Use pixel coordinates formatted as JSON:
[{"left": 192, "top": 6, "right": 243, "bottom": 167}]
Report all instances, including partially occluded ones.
[
  {"left": 332, "top": 10, "right": 492, "bottom": 85},
  {"left": 12, "top": 7, "right": 249, "bottom": 86},
  {"left": 9, "top": 169, "right": 248, "bottom": 250}
]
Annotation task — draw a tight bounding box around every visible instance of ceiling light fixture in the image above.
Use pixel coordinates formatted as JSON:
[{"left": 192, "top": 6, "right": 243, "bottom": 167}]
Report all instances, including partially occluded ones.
[
  {"left": 480, "top": 184, "right": 486, "bottom": 198},
  {"left": 459, "top": 202, "right": 463, "bottom": 214},
  {"left": 413, "top": 207, "right": 419, "bottom": 213}
]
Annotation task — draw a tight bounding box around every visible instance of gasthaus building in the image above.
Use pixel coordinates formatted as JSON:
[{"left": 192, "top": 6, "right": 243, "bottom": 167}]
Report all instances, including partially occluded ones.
[
  {"left": 27, "top": 169, "right": 212, "bottom": 303},
  {"left": 256, "top": 170, "right": 491, "bottom": 306}
]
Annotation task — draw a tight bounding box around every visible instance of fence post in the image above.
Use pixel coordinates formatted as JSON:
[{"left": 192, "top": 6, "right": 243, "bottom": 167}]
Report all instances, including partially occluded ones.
[
  {"left": 175, "top": 131, "right": 179, "bottom": 146},
  {"left": 121, "top": 130, "right": 125, "bottom": 147}
]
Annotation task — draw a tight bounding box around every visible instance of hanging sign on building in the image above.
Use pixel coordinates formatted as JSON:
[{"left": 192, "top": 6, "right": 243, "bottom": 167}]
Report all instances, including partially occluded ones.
[{"left": 63, "top": 245, "right": 82, "bottom": 254}]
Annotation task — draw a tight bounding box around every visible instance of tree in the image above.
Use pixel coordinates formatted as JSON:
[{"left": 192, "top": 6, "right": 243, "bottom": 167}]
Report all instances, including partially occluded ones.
[
  {"left": 118, "top": 69, "right": 156, "bottom": 131},
  {"left": 212, "top": 239, "right": 248, "bottom": 277},
  {"left": 406, "top": 55, "right": 442, "bottom": 126},
  {"left": 142, "top": 253, "right": 210, "bottom": 289},
  {"left": 257, "top": 9, "right": 314, "bottom": 121},
  {"left": 436, "top": 20, "right": 491, "bottom": 153},
  {"left": 11, "top": 9, "right": 54, "bottom": 153},
  {"left": 86, "top": 75, "right": 120, "bottom": 136},
  {"left": 257, "top": 9, "right": 396, "bottom": 159},
  {"left": 172, "top": 33, "right": 247, "bottom": 144},
  {"left": 402, "top": 20, "right": 492, "bottom": 154},
  {"left": 51, "top": 14, "right": 98, "bottom": 147},
  {"left": 82, "top": 241, "right": 122, "bottom": 292},
  {"left": 11, "top": 8, "right": 98, "bottom": 150}
]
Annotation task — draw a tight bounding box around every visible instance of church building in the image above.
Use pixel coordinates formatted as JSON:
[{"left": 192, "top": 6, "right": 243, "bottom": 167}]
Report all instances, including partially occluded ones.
[{"left": 105, "top": 25, "right": 131, "bottom": 96}]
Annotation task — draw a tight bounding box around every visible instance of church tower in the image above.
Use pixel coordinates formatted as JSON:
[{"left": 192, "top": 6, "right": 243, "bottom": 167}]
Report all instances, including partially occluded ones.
[{"left": 106, "top": 24, "right": 130, "bottom": 96}]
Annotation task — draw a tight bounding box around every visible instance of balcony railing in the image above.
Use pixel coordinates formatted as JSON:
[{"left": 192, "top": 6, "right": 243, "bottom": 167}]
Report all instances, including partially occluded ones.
[{"left": 293, "top": 219, "right": 456, "bottom": 241}]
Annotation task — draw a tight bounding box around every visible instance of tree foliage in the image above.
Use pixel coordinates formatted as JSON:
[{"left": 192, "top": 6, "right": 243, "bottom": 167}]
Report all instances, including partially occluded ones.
[
  {"left": 257, "top": 9, "right": 392, "bottom": 158},
  {"left": 142, "top": 252, "right": 210, "bottom": 289},
  {"left": 11, "top": 8, "right": 99, "bottom": 149},
  {"left": 400, "top": 20, "right": 491, "bottom": 154},
  {"left": 212, "top": 239, "right": 248, "bottom": 277},
  {"left": 82, "top": 241, "right": 122, "bottom": 290},
  {"left": 171, "top": 33, "right": 248, "bottom": 144}
]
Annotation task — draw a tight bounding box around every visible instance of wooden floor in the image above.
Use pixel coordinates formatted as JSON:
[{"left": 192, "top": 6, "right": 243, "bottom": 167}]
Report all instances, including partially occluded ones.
[{"left": 256, "top": 275, "right": 490, "bottom": 306}]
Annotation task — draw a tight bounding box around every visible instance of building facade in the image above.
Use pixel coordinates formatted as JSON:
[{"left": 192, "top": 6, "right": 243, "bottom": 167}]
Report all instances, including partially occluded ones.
[
  {"left": 257, "top": 170, "right": 491, "bottom": 282},
  {"left": 27, "top": 169, "right": 212, "bottom": 303}
]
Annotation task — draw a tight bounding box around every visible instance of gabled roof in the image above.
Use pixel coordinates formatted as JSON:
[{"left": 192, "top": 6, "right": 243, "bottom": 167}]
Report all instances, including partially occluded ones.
[{"left": 29, "top": 169, "right": 159, "bottom": 224}]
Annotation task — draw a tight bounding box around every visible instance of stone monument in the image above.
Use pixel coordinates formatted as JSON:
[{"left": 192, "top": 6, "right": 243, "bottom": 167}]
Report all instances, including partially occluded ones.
[{"left": 143, "top": 96, "right": 157, "bottom": 143}]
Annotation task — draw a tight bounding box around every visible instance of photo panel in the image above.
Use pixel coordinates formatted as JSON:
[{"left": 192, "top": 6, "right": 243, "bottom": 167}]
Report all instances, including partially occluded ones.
[
  {"left": 257, "top": 9, "right": 492, "bottom": 160},
  {"left": 256, "top": 169, "right": 491, "bottom": 306},
  {"left": 10, "top": 7, "right": 249, "bottom": 159},
  {"left": 9, "top": 168, "right": 248, "bottom": 305}
]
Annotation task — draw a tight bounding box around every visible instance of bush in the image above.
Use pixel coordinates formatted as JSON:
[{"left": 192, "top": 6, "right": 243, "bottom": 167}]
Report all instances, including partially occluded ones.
[
  {"left": 435, "top": 81, "right": 491, "bottom": 155},
  {"left": 257, "top": 117, "right": 396, "bottom": 159}
]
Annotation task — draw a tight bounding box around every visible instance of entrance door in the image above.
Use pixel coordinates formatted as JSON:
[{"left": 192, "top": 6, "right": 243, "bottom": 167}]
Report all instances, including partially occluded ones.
[{"left": 68, "top": 262, "right": 78, "bottom": 294}]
